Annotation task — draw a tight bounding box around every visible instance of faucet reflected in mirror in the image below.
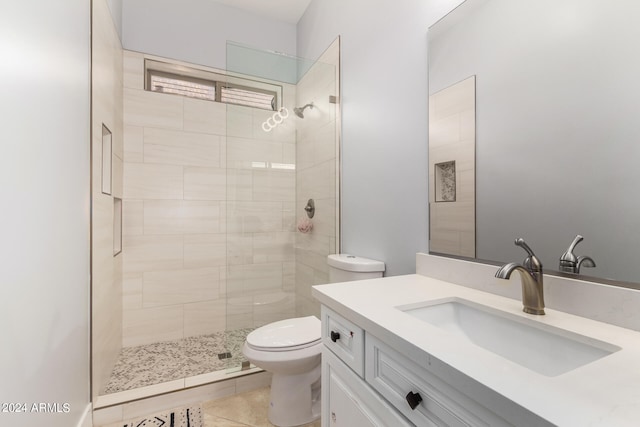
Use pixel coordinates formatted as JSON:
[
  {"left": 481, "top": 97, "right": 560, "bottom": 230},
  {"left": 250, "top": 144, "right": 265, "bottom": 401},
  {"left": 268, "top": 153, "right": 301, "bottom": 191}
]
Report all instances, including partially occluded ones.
[
  {"left": 559, "top": 235, "right": 596, "bottom": 274},
  {"left": 495, "top": 238, "right": 545, "bottom": 315}
]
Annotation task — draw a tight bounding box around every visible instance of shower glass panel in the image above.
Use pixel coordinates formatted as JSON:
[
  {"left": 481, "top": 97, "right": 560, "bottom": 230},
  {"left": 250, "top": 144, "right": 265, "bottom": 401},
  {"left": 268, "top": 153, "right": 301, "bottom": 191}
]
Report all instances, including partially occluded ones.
[
  {"left": 224, "top": 41, "right": 340, "bottom": 372},
  {"left": 95, "top": 39, "right": 339, "bottom": 404}
]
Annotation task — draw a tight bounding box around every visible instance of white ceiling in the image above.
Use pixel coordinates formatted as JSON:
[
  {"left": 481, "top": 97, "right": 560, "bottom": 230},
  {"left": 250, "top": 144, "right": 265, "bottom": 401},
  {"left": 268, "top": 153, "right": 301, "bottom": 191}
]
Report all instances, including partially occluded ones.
[{"left": 209, "top": 0, "right": 312, "bottom": 24}]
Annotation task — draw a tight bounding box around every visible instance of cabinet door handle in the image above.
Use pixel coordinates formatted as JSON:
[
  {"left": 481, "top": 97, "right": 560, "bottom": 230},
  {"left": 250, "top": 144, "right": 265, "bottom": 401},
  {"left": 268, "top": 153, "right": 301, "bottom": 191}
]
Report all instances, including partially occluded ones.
[
  {"left": 406, "top": 391, "right": 423, "bottom": 410},
  {"left": 330, "top": 331, "right": 341, "bottom": 342}
]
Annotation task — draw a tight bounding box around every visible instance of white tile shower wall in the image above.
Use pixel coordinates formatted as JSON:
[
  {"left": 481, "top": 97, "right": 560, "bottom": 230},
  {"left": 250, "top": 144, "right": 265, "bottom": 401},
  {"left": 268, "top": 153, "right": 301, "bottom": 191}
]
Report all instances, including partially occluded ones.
[
  {"left": 122, "top": 51, "right": 297, "bottom": 346},
  {"left": 92, "top": 0, "right": 124, "bottom": 398},
  {"left": 295, "top": 38, "right": 340, "bottom": 318}
]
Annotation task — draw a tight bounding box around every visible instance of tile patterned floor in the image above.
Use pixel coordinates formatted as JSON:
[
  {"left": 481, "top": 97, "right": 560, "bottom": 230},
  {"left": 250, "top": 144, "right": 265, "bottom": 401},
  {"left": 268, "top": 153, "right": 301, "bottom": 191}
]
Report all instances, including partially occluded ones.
[
  {"left": 203, "top": 387, "right": 321, "bottom": 427},
  {"left": 104, "top": 328, "right": 253, "bottom": 394}
]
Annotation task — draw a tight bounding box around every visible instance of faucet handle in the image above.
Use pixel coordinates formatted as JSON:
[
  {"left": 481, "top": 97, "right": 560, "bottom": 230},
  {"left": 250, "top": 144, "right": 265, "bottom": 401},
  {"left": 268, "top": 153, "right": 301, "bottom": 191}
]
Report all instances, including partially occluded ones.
[
  {"left": 560, "top": 235, "right": 584, "bottom": 264},
  {"left": 559, "top": 235, "right": 596, "bottom": 273},
  {"left": 515, "top": 238, "right": 535, "bottom": 257},
  {"left": 514, "top": 238, "right": 542, "bottom": 272}
]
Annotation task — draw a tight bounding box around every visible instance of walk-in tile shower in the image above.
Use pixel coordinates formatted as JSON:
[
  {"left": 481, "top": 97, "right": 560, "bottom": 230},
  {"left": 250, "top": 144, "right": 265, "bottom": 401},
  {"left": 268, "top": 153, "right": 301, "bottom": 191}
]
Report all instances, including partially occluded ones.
[{"left": 91, "top": 23, "right": 340, "bottom": 404}]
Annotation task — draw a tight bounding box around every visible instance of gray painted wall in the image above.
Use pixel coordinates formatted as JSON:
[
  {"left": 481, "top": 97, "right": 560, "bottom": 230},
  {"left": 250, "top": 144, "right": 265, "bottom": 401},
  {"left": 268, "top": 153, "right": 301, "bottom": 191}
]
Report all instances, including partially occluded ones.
[
  {"left": 1, "top": 1, "right": 91, "bottom": 426},
  {"left": 122, "top": 0, "right": 297, "bottom": 70},
  {"left": 297, "top": 0, "right": 464, "bottom": 276}
]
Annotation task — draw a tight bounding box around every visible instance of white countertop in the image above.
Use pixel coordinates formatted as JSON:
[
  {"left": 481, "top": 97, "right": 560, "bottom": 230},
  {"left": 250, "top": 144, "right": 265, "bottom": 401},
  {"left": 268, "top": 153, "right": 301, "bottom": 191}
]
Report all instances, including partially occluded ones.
[{"left": 312, "top": 274, "right": 640, "bottom": 426}]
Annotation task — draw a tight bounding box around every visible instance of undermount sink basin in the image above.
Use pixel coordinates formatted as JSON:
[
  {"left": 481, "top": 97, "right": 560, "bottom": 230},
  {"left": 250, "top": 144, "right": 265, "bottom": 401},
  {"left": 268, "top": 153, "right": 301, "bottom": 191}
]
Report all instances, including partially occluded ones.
[{"left": 397, "top": 298, "right": 620, "bottom": 376}]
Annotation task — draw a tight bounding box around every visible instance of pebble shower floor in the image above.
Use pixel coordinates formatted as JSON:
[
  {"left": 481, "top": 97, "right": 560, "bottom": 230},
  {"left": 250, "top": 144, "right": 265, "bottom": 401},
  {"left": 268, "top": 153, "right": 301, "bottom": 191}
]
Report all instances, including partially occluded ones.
[{"left": 104, "top": 328, "right": 253, "bottom": 394}]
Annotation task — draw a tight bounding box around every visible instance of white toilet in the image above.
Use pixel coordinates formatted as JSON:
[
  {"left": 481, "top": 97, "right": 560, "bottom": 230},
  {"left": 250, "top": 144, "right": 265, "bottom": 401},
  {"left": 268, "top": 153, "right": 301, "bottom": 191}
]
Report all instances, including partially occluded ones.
[{"left": 242, "top": 254, "right": 385, "bottom": 427}]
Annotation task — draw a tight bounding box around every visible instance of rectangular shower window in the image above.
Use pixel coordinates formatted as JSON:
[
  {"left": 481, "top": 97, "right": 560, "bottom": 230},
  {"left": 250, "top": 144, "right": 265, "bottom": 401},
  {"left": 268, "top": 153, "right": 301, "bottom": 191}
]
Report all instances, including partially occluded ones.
[
  {"left": 148, "top": 70, "right": 216, "bottom": 101},
  {"left": 145, "top": 60, "right": 279, "bottom": 111},
  {"left": 219, "top": 84, "right": 276, "bottom": 110}
]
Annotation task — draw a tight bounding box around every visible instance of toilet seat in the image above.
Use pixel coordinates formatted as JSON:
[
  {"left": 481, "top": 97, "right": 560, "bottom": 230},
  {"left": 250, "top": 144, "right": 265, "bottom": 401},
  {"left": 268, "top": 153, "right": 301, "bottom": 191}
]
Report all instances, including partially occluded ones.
[
  {"left": 242, "top": 316, "right": 324, "bottom": 426},
  {"left": 246, "top": 316, "right": 321, "bottom": 352}
]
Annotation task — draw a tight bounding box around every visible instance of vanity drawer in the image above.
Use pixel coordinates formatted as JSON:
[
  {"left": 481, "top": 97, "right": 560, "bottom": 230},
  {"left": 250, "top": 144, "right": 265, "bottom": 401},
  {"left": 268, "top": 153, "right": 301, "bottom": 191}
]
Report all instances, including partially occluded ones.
[
  {"left": 365, "top": 334, "right": 510, "bottom": 427},
  {"left": 321, "top": 306, "right": 365, "bottom": 377}
]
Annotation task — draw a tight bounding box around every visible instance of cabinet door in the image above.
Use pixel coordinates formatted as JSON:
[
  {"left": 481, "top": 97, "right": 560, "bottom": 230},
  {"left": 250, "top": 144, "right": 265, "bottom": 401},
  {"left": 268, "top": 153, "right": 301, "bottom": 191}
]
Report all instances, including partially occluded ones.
[
  {"left": 322, "top": 348, "right": 411, "bottom": 427},
  {"left": 328, "top": 368, "right": 377, "bottom": 427}
]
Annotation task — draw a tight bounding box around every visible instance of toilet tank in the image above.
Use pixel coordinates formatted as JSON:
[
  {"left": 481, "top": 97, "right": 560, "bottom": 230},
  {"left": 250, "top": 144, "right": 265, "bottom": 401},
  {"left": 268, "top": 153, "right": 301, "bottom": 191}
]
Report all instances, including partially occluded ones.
[{"left": 327, "top": 254, "right": 385, "bottom": 283}]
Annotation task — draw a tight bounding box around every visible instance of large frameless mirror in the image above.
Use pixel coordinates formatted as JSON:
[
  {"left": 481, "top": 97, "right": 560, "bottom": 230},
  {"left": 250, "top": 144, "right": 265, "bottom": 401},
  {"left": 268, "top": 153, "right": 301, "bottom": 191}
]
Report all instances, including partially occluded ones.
[{"left": 428, "top": 0, "right": 640, "bottom": 288}]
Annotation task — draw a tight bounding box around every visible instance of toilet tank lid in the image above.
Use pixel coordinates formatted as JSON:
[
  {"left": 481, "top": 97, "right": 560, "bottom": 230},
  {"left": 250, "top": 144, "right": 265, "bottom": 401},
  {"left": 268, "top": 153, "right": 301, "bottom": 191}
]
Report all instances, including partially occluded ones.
[{"left": 327, "top": 254, "right": 385, "bottom": 272}]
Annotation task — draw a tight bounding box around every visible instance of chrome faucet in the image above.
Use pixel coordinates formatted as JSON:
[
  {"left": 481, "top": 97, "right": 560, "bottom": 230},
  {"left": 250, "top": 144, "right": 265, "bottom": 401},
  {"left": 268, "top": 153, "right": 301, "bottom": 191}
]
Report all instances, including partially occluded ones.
[
  {"left": 559, "top": 235, "right": 596, "bottom": 274},
  {"left": 495, "top": 238, "right": 545, "bottom": 315}
]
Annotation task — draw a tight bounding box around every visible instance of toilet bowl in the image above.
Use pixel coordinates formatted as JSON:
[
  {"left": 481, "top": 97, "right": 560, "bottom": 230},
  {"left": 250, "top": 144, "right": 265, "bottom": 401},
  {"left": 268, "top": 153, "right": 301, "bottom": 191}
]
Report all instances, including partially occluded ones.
[
  {"left": 242, "top": 316, "right": 322, "bottom": 427},
  {"left": 242, "top": 254, "right": 385, "bottom": 426}
]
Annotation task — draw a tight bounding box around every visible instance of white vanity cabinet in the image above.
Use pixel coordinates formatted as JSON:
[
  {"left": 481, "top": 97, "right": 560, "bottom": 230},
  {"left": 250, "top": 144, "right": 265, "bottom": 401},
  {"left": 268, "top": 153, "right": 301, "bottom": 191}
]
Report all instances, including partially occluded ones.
[
  {"left": 315, "top": 267, "right": 640, "bottom": 426},
  {"left": 321, "top": 306, "right": 412, "bottom": 427},
  {"left": 320, "top": 305, "right": 551, "bottom": 427}
]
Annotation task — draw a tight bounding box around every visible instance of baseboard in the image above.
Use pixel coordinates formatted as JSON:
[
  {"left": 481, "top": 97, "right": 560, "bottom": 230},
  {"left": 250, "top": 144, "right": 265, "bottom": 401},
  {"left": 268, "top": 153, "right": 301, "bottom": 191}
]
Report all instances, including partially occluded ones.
[{"left": 77, "top": 403, "right": 93, "bottom": 427}]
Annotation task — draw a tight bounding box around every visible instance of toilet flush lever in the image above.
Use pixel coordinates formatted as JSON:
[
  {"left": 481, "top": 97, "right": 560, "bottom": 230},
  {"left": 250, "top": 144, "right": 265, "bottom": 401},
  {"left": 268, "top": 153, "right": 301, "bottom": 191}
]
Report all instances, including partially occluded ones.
[{"left": 330, "top": 331, "right": 341, "bottom": 342}]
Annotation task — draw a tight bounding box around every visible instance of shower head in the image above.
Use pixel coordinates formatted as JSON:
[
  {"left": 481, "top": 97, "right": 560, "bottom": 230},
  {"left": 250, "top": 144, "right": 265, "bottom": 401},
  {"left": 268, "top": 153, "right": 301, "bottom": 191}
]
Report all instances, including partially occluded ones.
[{"left": 293, "top": 102, "right": 314, "bottom": 118}]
